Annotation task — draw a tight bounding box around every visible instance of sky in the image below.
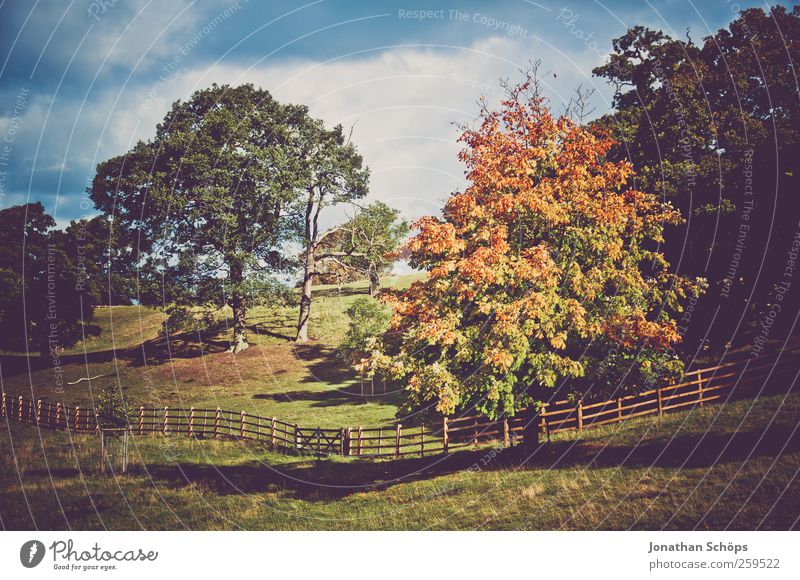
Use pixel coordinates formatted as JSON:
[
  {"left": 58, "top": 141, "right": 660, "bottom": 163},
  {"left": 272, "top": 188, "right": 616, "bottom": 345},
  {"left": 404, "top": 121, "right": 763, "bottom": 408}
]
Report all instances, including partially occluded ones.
[{"left": 0, "top": 0, "right": 784, "bottom": 230}]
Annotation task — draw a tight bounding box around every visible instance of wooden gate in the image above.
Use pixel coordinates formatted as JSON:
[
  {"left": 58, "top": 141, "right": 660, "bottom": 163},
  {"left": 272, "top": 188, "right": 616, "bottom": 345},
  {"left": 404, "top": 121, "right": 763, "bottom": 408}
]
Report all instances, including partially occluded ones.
[{"left": 295, "top": 427, "right": 343, "bottom": 456}]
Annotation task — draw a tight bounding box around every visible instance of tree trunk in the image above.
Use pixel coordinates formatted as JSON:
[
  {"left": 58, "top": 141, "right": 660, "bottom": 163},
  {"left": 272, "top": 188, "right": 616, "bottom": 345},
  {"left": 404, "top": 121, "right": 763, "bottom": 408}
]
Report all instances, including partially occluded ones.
[
  {"left": 229, "top": 261, "right": 249, "bottom": 353},
  {"left": 523, "top": 406, "right": 541, "bottom": 455},
  {"left": 296, "top": 249, "right": 314, "bottom": 342},
  {"left": 231, "top": 292, "right": 249, "bottom": 353},
  {"left": 368, "top": 268, "right": 380, "bottom": 297}
]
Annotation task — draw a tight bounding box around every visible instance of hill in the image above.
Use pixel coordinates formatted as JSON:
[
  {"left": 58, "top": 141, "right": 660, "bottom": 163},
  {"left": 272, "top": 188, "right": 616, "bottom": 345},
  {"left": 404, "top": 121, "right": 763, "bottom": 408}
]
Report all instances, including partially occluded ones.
[{"left": 0, "top": 274, "right": 423, "bottom": 428}]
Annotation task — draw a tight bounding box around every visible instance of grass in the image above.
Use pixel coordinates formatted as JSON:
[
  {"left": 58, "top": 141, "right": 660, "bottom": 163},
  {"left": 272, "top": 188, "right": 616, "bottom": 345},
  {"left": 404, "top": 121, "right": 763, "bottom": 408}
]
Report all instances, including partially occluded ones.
[
  {"left": 1, "top": 390, "right": 798, "bottom": 530},
  {"left": 0, "top": 274, "right": 424, "bottom": 428},
  {"left": 1, "top": 270, "right": 798, "bottom": 530}
]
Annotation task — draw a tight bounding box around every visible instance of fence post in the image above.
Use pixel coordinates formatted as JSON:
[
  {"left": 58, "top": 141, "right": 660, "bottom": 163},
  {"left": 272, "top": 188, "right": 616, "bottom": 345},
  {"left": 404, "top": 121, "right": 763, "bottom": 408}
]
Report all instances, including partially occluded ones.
[
  {"left": 28, "top": 399, "right": 34, "bottom": 424},
  {"left": 443, "top": 417, "right": 449, "bottom": 454},
  {"left": 541, "top": 410, "right": 550, "bottom": 444},
  {"left": 395, "top": 424, "right": 402, "bottom": 457},
  {"left": 357, "top": 426, "right": 363, "bottom": 456},
  {"left": 420, "top": 423, "right": 425, "bottom": 457},
  {"left": 270, "top": 417, "right": 277, "bottom": 447},
  {"left": 240, "top": 412, "right": 246, "bottom": 439},
  {"left": 343, "top": 427, "right": 351, "bottom": 456},
  {"left": 657, "top": 385, "right": 663, "bottom": 416},
  {"left": 214, "top": 409, "right": 221, "bottom": 438},
  {"left": 698, "top": 371, "right": 704, "bottom": 407},
  {"left": 189, "top": 407, "right": 195, "bottom": 437},
  {"left": 163, "top": 406, "right": 169, "bottom": 435},
  {"left": 139, "top": 406, "right": 144, "bottom": 434},
  {"left": 377, "top": 427, "right": 383, "bottom": 456},
  {"left": 75, "top": 406, "right": 80, "bottom": 431},
  {"left": 503, "top": 417, "right": 510, "bottom": 447},
  {"left": 472, "top": 417, "right": 479, "bottom": 446},
  {"left": 577, "top": 399, "right": 584, "bottom": 432},
  {"left": 18, "top": 396, "right": 23, "bottom": 422},
  {"left": 0, "top": 393, "right": 5, "bottom": 418},
  {"left": 36, "top": 400, "right": 42, "bottom": 424},
  {"left": 617, "top": 398, "right": 623, "bottom": 421},
  {"left": 56, "top": 403, "right": 62, "bottom": 431}
]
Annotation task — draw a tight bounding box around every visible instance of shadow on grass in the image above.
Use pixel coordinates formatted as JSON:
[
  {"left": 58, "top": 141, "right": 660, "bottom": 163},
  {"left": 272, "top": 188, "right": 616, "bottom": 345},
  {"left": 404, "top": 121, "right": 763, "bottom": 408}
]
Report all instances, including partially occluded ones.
[
  {"left": 293, "top": 343, "right": 354, "bottom": 385},
  {"left": 252, "top": 387, "right": 402, "bottom": 408},
  {"left": 522, "top": 423, "right": 800, "bottom": 470},
  {"left": 0, "top": 324, "right": 287, "bottom": 378},
  {"left": 89, "top": 422, "right": 799, "bottom": 501},
  {"left": 137, "top": 448, "right": 496, "bottom": 499}
]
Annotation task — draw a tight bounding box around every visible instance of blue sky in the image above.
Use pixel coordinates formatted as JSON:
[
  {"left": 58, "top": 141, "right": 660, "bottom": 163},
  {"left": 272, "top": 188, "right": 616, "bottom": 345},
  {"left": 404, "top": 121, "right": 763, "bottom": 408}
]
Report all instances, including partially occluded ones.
[{"left": 0, "top": 0, "right": 784, "bottom": 227}]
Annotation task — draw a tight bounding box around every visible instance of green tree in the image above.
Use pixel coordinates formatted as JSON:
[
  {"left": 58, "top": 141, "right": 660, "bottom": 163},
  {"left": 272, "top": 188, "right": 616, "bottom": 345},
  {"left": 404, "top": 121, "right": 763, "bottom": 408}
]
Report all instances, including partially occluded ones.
[
  {"left": 318, "top": 202, "right": 408, "bottom": 296},
  {"left": 338, "top": 296, "right": 391, "bottom": 394},
  {"left": 94, "top": 383, "right": 134, "bottom": 428},
  {"left": 0, "top": 203, "right": 97, "bottom": 357},
  {"left": 57, "top": 216, "right": 138, "bottom": 306},
  {"left": 292, "top": 122, "right": 369, "bottom": 342},
  {"left": 91, "top": 84, "right": 318, "bottom": 353},
  {"left": 592, "top": 6, "right": 800, "bottom": 349}
]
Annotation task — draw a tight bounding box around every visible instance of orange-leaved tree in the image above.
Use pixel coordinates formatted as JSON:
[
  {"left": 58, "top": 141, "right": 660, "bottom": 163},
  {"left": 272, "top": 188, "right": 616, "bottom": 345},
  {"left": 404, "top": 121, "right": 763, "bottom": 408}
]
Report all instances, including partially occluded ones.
[{"left": 368, "top": 73, "right": 706, "bottom": 419}]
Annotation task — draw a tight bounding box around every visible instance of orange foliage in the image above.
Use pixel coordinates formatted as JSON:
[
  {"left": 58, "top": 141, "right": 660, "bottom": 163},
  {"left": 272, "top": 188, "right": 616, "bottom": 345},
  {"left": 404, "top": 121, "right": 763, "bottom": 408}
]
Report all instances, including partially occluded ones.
[{"left": 370, "top": 74, "right": 705, "bottom": 418}]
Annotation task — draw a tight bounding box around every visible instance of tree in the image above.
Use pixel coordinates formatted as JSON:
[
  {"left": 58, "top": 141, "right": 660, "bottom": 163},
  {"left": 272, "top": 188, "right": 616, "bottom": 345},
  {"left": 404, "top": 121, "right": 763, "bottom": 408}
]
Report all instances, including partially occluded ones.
[
  {"left": 91, "top": 84, "right": 316, "bottom": 353},
  {"left": 318, "top": 202, "right": 408, "bottom": 296},
  {"left": 57, "top": 216, "right": 137, "bottom": 306},
  {"left": 369, "top": 73, "right": 705, "bottom": 419},
  {"left": 591, "top": 6, "right": 800, "bottom": 350},
  {"left": 292, "top": 122, "right": 369, "bottom": 342},
  {"left": 0, "top": 203, "right": 97, "bottom": 357},
  {"left": 338, "top": 296, "right": 391, "bottom": 393}
]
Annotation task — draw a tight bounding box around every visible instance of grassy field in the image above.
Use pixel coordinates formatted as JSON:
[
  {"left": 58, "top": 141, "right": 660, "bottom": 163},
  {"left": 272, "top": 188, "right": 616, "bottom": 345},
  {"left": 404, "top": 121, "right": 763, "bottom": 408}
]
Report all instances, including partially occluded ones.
[
  {"left": 1, "top": 271, "right": 798, "bottom": 530},
  {"left": 0, "top": 274, "right": 423, "bottom": 428},
  {"left": 1, "top": 390, "right": 798, "bottom": 530}
]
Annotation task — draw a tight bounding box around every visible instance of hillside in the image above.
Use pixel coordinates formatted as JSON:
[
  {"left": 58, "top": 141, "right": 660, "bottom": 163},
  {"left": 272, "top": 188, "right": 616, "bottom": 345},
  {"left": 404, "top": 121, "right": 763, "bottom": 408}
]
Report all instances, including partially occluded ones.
[{"left": 0, "top": 274, "right": 423, "bottom": 428}]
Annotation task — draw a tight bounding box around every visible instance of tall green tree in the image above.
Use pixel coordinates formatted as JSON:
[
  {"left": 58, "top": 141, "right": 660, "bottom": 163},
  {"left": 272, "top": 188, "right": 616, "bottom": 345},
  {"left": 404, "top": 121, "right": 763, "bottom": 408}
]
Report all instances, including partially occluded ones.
[
  {"left": 57, "top": 215, "right": 137, "bottom": 306},
  {"left": 592, "top": 6, "right": 800, "bottom": 350},
  {"left": 292, "top": 121, "right": 369, "bottom": 342},
  {"left": 91, "top": 84, "right": 320, "bottom": 352},
  {"left": 0, "top": 203, "right": 96, "bottom": 357}
]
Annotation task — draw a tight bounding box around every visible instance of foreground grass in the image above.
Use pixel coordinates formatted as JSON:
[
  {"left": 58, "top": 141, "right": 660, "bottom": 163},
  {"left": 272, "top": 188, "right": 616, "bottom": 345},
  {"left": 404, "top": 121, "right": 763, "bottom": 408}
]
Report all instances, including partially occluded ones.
[
  {"left": 0, "top": 275, "right": 424, "bottom": 428},
  {"left": 2, "top": 392, "right": 798, "bottom": 530}
]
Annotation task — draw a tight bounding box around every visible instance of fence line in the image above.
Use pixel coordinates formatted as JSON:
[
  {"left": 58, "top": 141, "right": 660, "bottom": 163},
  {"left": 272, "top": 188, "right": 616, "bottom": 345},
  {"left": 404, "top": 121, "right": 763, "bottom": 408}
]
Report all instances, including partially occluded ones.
[{"left": 2, "top": 351, "right": 797, "bottom": 458}]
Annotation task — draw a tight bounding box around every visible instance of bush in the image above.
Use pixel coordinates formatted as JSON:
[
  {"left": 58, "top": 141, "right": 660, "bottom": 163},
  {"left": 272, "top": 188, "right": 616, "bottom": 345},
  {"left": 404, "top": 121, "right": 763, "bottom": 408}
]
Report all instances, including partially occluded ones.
[
  {"left": 338, "top": 297, "right": 391, "bottom": 365},
  {"left": 95, "top": 383, "right": 133, "bottom": 428}
]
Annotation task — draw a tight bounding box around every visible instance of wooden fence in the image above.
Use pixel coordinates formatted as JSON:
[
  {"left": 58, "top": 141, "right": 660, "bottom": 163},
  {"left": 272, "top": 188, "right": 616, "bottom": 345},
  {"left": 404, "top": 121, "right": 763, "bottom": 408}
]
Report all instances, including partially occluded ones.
[{"left": 1, "top": 350, "right": 797, "bottom": 458}]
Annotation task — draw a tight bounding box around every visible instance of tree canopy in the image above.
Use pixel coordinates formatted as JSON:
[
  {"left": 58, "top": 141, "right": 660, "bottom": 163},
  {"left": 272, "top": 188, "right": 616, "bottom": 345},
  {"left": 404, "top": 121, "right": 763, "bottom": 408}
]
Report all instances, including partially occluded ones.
[
  {"left": 369, "top": 74, "right": 705, "bottom": 419},
  {"left": 317, "top": 202, "right": 408, "bottom": 296},
  {"left": 592, "top": 5, "right": 800, "bottom": 350},
  {"left": 0, "top": 203, "right": 97, "bottom": 357},
  {"left": 91, "top": 83, "right": 367, "bottom": 351}
]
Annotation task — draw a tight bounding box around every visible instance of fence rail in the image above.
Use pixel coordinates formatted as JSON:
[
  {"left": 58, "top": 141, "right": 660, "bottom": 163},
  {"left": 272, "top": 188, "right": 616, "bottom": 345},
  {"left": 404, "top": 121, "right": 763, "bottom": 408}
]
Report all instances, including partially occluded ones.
[{"left": 2, "top": 351, "right": 797, "bottom": 458}]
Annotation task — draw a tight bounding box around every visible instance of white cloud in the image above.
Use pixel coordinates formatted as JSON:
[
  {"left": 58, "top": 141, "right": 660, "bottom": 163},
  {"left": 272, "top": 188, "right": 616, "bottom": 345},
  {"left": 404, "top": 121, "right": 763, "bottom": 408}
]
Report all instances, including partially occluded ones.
[
  {"left": 11, "top": 33, "right": 616, "bottom": 226},
  {"left": 106, "top": 36, "right": 612, "bottom": 223}
]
